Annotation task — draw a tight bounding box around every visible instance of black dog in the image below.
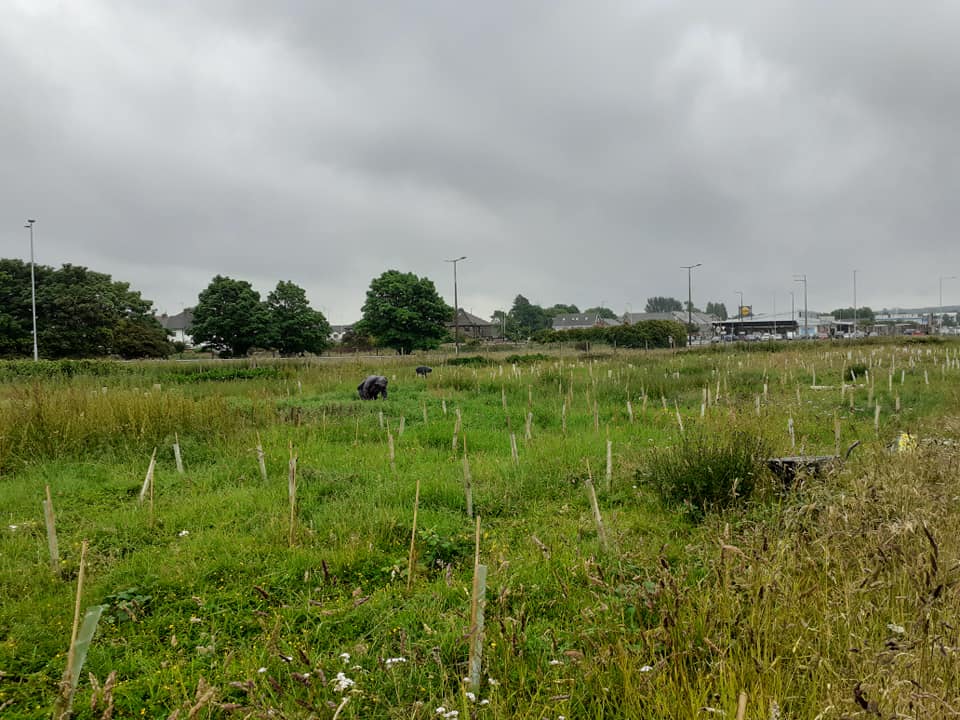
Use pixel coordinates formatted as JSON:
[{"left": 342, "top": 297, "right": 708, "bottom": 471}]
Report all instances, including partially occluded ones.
[
  {"left": 358, "top": 375, "right": 388, "bottom": 400},
  {"left": 415, "top": 366, "right": 432, "bottom": 378}
]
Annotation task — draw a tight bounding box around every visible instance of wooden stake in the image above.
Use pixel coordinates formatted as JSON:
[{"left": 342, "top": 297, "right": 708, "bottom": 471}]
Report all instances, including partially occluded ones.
[
  {"left": 675, "top": 402, "right": 684, "bottom": 433},
  {"left": 43, "top": 485, "right": 60, "bottom": 577},
  {"left": 398, "top": 416, "right": 406, "bottom": 437},
  {"left": 593, "top": 400, "right": 599, "bottom": 432},
  {"left": 406, "top": 478, "right": 421, "bottom": 591},
  {"left": 467, "top": 562, "right": 487, "bottom": 694},
  {"left": 874, "top": 403, "right": 881, "bottom": 433},
  {"left": 388, "top": 431, "right": 396, "bottom": 473},
  {"left": 54, "top": 540, "right": 89, "bottom": 720},
  {"left": 561, "top": 401, "right": 567, "bottom": 435},
  {"left": 288, "top": 443, "right": 298, "bottom": 547},
  {"left": 735, "top": 691, "right": 748, "bottom": 720},
  {"left": 834, "top": 412, "right": 841, "bottom": 457},
  {"left": 525, "top": 412, "right": 533, "bottom": 441},
  {"left": 463, "top": 436, "right": 473, "bottom": 518},
  {"left": 584, "top": 460, "right": 607, "bottom": 551},
  {"left": 257, "top": 432, "right": 268, "bottom": 481},
  {"left": 788, "top": 417, "right": 795, "bottom": 449},
  {"left": 138, "top": 448, "right": 157, "bottom": 505},
  {"left": 173, "top": 432, "right": 184, "bottom": 475},
  {"left": 510, "top": 433, "right": 519, "bottom": 465},
  {"left": 442, "top": 399, "right": 447, "bottom": 416},
  {"left": 626, "top": 400, "right": 634, "bottom": 423},
  {"left": 605, "top": 439, "right": 613, "bottom": 491}
]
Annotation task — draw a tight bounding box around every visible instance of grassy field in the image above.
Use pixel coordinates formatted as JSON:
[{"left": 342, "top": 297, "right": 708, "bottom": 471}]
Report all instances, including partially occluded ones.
[{"left": 2, "top": 340, "right": 960, "bottom": 719}]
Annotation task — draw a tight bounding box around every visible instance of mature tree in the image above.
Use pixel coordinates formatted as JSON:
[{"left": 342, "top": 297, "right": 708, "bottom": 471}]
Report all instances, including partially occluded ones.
[
  {"left": 0, "top": 259, "right": 170, "bottom": 358},
  {"left": 191, "top": 275, "right": 270, "bottom": 357},
  {"left": 831, "top": 306, "right": 875, "bottom": 323},
  {"left": 265, "top": 280, "right": 331, "bottom": 356},
  {"left": 645, "top": 296, "right": 683, "bottom": 313},
  {"left": 545, "top": 303, "right": 580, "bottom": 317},
  {"left": 355, "top": 270, "right": 452, "bottom": 354},
  {"left": 583, "top": 306, "right": 618, "bottom": 320},
  {"left": 684, "top": 301, "right": 703, "bottom": 313},
  {"left": 507, "top": 295, "right": 551, "bottom": 339},
  {"left": 705, "top": 301, "right": 729, "bottom": 320}
]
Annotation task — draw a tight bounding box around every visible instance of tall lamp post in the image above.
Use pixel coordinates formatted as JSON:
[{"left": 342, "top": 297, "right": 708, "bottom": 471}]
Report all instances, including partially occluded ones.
[
  {"left": 681, "top": 263, "right": 701, "bottom": 345},
  {"left": 793, "top": 274, "right": 808, "bottom": 338},
  {"left": 789, "top": 290, "right": 795, "bottom": 327},
  {"left": 24, "top": 219, "right": 38, "bottom": 361},
  {"left": 853, "top": 269, "right": 858, "bottom": 337},
  {"left": 445, "top": 256, "right": 467, "bottom": 354},
  {"left": 940, "top": 275, "right": 957, "bottom": 334}
]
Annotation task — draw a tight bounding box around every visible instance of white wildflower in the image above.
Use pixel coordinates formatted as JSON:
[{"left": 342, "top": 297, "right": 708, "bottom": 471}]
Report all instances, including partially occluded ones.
[
  {"left": 465, "top": 692, "right": 476, "bottom": 702},
  {"left": 548, "top": 659, "right": 563, "bottom": 666},
  {"left": 480, "top": 699, "right": 490, "bottom": 706},
  {"left": 444, "top": 712, "right": 459, "bottom": 719},
  {"left": 888, "top": 623, "right": 906, "bottom": 635},
  {"left": 385, "top": 657, "right": 406, "bottom": 668},
  {"left": 178, "top": 530, "right": 190, "bottom": 537},
  {"left": 640, "top": 665, "right": 654, "bottom": 672},
  {"left": 435, "top": 708, "right": 446, "bottom": 715},
  {"left": 257, "top": 667, "right": 267, "bottom": 674},
  {"left": 487, "top": 677, "right": 499, "bottom": 686},
  {"left": 339, "top": 652, "right": 351, "bottom": 664},
  {"left": 333, "top": 672, "right": 355, "bottom": 693}
]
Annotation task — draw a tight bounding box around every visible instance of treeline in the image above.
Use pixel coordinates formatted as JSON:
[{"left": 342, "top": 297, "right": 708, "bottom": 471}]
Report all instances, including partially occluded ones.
[
  {"left": 0, "top": 259, "right": 171, "bottom": 359},
  {"left": 534, "top": 320, "right": 687, "bottom": 348}
]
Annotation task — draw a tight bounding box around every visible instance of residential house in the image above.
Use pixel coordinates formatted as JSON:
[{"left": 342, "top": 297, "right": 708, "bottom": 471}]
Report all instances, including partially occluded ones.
[
  {"left": 552, "top": 314, "right": 621, "bottom": 331},
  {"left": 157, "top": 309, "right": 194, "bottom": 345},
  {"left": 446, "top": 309, "right": 500, "bottom": 340}
]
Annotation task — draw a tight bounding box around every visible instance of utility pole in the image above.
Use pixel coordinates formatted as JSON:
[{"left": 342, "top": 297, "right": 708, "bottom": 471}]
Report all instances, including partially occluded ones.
[
  {"left": 793, "top": 274, "right": 808, "bottom": 338},
  {"left": 24, "top": 219, "right": 38, "bottom": 361},
  {"left": 681, "top": 263, "right": 701, "bottom": 345},
  {"left": 445, "top": 256, "right": 467, "bottom": 354},
  {"left": 853, "top": 269, "right": 858, "bottom": 337},
  {"left": 735, "top": 290, "right": 744, "bottom": 337}
]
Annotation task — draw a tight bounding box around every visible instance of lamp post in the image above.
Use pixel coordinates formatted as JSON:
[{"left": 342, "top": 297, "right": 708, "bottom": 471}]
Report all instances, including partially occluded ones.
[
  {"left": 853, "top": 269, "right": 858, "bottom": 337},
  {"left": 681, "top": 263, "right": 701, "bottom": 345},
  {"left": 940, "top": 275, "right": 957, "bottom": 334},
  {"left": 24, "top": 219, "right": 38, "bottom": 361},
  {"left": 793, "top": 274, "right": 808, "bottom": 338},
  {"left": 445, "top": 256, "right": 467, "bottom": 354},
  {"left": 789, "top": 290, "right": 795, "bottom": 328}
]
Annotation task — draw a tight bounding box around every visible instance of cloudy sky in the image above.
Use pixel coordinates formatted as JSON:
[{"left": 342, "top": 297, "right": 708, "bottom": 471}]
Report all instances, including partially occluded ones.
[{"left": 2, "top": 1, "right": 959, "bottom": 323}]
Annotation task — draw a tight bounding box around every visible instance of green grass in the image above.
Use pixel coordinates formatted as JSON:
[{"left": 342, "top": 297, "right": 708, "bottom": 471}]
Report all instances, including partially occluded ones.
[{"left": 1, "top": 342, "right": 960, "bottom": 718}]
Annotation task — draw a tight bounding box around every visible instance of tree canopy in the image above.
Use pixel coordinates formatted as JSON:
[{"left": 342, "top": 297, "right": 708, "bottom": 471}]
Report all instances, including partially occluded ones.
[
  {"left": 191, "top": 275, "right": 270, "bottom": 357},
  {"left": 545, "top": 303, "right": 580, "bottom": 317},
  {"left": 583, "top": 306, "right": 618, "bottom": 320},
  {"left": 0, "top": 259, "right": 170, "bottom": 359},
  {"left": 645, "top": 296, "right": 683, "bottom": 313},
  {"left": 705, "top": 301, "right": 729, "bottom": 320},
  {"left": 266, "top": 281, "right": 331, "bottom": 356},
  {"left": 831, "top": 306, "right": 875, "bottom": 323},
  {"left": 507, "top": 295, "right": 552, "bottom": 339},
  {"left": 356, "top": 270, "right": 452, "bottom": 354}
]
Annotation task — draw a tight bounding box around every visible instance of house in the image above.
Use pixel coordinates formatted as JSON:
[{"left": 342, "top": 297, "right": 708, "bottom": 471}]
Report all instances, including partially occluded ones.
[
  {"left": 446, "top": 309, "right": 500, "bottom": 340},
  {"left": 329, "top": 324, "right": 354, "bottom": 343},
  {"left": 157, "top": 309, "right": 194, "bottom": 345},
  {"left": 552, "top": 314, "right": 621, "bottom": 331}
]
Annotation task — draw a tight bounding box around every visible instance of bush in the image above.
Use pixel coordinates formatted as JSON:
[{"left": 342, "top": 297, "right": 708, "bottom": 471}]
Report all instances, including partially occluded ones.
[
  {"left": 503, "top": 353, "right": 550, "bottom": 365},
  {"left": 845, "top": 363, "right": 868, "bottom": 381},
  {"left": 446, "top": 355, "right": 490, "bottom": 367},
  {"left": 641, "top": 430, "right": 770, "bottom": 518}
]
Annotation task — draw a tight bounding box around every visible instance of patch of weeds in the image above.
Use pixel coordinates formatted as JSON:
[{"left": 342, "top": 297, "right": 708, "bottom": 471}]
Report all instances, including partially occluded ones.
[
  {"left": 503, "top": 353, "right": 550, "bottom": 365},
  {"left": 846, "top": 363, "right": 868, "bottom": 380},
  {"left": 100, "top": 587, "right": 152, "bottom": 625},
  {"left": 445, "top": 355, "right": 490, "bottom": 367},
  {"left": 640, "top": 430, "right": 770, "bottom": 519}
]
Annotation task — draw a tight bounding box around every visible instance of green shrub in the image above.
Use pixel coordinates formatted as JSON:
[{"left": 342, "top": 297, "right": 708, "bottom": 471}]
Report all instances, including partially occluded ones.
[
  {"left": 640, "top": 430, "right": 770, "bottom": 518},
  {"left": 846, "top": 363, "right": 868, "bottom": 380},
  {"left": 503, "top": 353, "right": 550, "bottom": 365},
  {"left": 445, "top": 355, "right": 489, "bottom": 367}
]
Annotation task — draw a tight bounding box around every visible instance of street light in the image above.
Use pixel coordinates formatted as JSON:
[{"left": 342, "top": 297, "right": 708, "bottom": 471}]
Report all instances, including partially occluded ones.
[
  {"left": 681, "top": 263, "right": 701, "bottom": 344},
  {"left": 24, "top": 219, "right": 38, "bottom": 361},
  {"left": 853, "top": 269, "right": 858, "bottom": 337},
  {"left": 793, "top": 274, "right": 808, "bottom": 338},
  {"left": 445, "top": 256, "right": 467, "bottom": 354},
  {"left": 940, "top": 275, "right": 957, "bottom": 334}
]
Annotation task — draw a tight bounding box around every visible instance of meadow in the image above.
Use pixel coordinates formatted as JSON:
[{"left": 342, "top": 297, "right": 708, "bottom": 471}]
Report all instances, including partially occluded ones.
[{"left": 2, "top": 340, "right": 960, "bottom": 719}]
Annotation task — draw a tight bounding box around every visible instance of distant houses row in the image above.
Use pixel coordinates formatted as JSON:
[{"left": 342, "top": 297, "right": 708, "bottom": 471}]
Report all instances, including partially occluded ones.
[{"left": 157, "top": 305, "right": 960, "bottom": 349}]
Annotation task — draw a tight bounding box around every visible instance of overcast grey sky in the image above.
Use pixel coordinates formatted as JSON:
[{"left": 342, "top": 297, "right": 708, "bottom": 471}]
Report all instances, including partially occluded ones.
[{"left": 2, "top": 1, "right": 958, "bottom": 323}]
